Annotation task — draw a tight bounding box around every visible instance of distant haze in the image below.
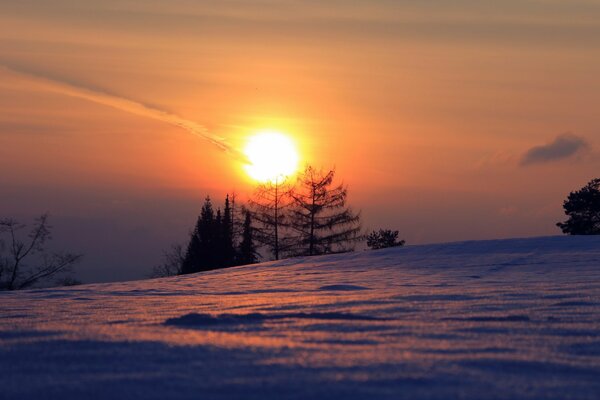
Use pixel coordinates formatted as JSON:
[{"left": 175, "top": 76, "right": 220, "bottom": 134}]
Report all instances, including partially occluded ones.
[{"left": 1, "top": 0, "right": 599, "bottom": 282}]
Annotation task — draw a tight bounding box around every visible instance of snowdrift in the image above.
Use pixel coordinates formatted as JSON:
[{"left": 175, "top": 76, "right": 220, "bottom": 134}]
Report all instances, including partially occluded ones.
[{"left": 1, "top": 236, "right": 599, "bottom": 399}]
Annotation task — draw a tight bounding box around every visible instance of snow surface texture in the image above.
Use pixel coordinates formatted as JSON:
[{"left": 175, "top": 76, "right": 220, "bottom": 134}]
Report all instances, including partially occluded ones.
[{"left": 1, "top": 236, "right": 600, "bottom": 399}]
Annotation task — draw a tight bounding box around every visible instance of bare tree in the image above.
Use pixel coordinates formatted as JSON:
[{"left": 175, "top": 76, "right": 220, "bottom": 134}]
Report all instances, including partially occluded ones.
[
  {"left": 247, "top": 178, "right": 293, "bottom": 260},
  {"left": 151, "top": 243, "right": 185, "bottom": 278},
  {"left": 0, "top": 214, "right": 82, "bottom": 290}
]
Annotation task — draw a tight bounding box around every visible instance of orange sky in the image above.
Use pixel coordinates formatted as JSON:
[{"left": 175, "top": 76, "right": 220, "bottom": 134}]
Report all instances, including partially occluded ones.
[{"left": 1, "top": 0, "right": 599, "bottom": 282}]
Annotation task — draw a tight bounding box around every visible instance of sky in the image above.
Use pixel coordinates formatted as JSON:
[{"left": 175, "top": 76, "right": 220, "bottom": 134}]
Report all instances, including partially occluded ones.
[{"left": 1, "top": 0, "right": 599, "bottom": 283}]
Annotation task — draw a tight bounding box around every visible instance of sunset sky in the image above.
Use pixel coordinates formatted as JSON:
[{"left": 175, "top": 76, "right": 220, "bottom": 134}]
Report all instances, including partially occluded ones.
[{"left": 1, "top": 0, "right": 599, "bottom": 282}]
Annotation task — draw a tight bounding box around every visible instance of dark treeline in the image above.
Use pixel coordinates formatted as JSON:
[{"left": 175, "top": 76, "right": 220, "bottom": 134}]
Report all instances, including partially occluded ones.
[
  {"left": 178, "top": 165, "right": 363, "bottom": 275},
  {"left": 180, "top": 195, "right": 258, "bottom": 274},
  {"left": 159, "top": 173, "right": 600, "bottom": 276}
]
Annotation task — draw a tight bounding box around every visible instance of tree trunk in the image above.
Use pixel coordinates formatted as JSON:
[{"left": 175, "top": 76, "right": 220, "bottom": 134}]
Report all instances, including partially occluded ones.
[
  {"left": 309, "top": 186, "right": 316, "bottom": 256},
  {"left": 274, "top": 180, "right": 279, "bottom": 260}
]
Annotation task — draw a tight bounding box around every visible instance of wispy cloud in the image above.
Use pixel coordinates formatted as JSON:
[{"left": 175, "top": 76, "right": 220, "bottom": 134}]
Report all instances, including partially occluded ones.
[
  {"left": 520, "top": 133, "right": 589, "bottom": 166},
  {"left": 0, "top": 63, "right": 246, "bottom": 161}
]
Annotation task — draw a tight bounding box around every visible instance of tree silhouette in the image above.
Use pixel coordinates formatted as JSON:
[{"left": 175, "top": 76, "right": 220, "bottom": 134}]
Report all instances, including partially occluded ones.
[
  {"left": 215, "top": 208, "right": 223, "bottom": 265},
  {"left": 178, "top": 170, "right": 361, "bottom": 272},
  {"left": 179, "top": 194, "right": 254, "bottom": 275},
  {"left": 220, "top": 194, "right": 235, "bottom": 267},
  {"left": 181, "top": 196, "right": 217, "bottom": 274},
  {"left": 248, "top": 179, "right": 293, "bottom": 260},
  {"left": 289, "top": 166, "right": 361, "bottom": 256},
  {"left": 237, "top": 211, "right": 258, "bottom": 265},
  {"left": 557, "top": 178, "right": 600, "bottom": 235},
  {"left": 366, "top": 229, "right": 405, "bottom": 250},
  {"left": 0, "top": 214, "right": 82, "bottom": 290},
  {"left": 151, "top": 244, "right": 184, "bottom": 278}
]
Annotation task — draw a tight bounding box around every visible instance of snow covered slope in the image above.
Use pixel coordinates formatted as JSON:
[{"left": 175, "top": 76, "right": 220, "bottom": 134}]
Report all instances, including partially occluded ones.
[{"left": 1, "top": 236, "right": 600, "bottom": 399}]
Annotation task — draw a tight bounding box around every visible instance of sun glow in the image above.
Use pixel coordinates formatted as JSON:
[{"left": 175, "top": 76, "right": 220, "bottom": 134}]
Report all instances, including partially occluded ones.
[{"left": 243, "top": 131, "right": 299, "bottom": 182}]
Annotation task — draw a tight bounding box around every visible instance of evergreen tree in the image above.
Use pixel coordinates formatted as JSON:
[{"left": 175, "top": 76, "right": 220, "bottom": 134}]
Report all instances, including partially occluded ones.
[
  {"left": 248, "top": 178, "right": 293, "bottom": 260},
  {"left": 221, "top": 194, "right": 235, "bottom": 267},
  {"left": 230, "top": 193, "right": 240, "bottom": 243},
  {"left": 237, "top": 211, "right": 258, "bottom": 265},
  {"left": 180, "top": 219, "right": 201, "bottom": 275},
  {"left": 214, "top": 208, "right": 223, "bottom": 266},
  {"left": 181, "top": 196, "right": 217, "bottom": 274},
  {"left": 366, "top": 229, "right": 405, "bottom": 250},
  {"left": 289, "top": 166, "right": 361, "bottom": 256},
  {"left": 557, "top": 178, "right": 600, "bottom": 235}
]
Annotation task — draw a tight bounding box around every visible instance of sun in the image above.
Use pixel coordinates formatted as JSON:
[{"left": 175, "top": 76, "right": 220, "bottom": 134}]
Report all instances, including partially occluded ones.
[{"left": 243, "top": 131, "right": 299, "bottom": 182}]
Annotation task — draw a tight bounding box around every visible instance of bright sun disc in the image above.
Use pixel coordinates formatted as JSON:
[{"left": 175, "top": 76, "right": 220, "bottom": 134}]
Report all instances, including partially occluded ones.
[{"left": 244, "top": 131, "right": 299, "bottom": 182}]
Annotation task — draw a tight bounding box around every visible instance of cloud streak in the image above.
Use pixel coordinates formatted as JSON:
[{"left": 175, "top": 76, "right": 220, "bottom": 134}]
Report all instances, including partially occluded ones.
[
  {"left": 0, "top": 63, "right": 246, "bottom": 161},
  {"left": 520, "top": 133, "right": 589, "bottom": 166}
]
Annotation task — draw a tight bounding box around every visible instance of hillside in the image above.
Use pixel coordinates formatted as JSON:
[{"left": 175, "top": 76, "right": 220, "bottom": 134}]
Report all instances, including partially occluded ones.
[{"left": 1, "top": 236, "right": 600, "bottom": 399}]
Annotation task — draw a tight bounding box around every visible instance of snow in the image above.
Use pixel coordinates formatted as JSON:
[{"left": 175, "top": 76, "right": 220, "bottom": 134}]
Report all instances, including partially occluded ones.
[{"left": 1, "top": 235, "right": 600, "bottom": 399}]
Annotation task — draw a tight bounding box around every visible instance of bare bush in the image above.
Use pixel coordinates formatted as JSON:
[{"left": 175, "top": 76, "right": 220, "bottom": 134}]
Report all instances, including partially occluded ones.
[{"left": 0, "top": 214, "right": 82, "bottom": 290}]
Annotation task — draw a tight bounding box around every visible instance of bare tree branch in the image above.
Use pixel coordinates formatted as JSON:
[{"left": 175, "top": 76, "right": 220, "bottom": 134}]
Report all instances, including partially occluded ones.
[
  {"left": 0, "top": 215, "right": 81, "bottom": 290},
  {"left": 151, "top": 244, "right": 184, "bottom": 278}
]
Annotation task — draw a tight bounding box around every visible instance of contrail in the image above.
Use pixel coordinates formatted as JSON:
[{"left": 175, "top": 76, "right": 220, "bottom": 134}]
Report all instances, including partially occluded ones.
[{"left": 0, "top": 64, "right": 246, "bottom": 160}]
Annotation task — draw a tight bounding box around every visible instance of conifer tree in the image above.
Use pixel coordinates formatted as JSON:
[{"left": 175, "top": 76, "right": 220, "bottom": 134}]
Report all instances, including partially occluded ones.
[
  {"left": 181, "top": 219, "right": 201, "bottom": 275},
  {"left": 181, "top": 196, "right": 217, "bottom": 274},
  {"left": 289, "top": 166, "right": 361, "bottom": 256},
  {"left": 221, "top": 194, "right": 235, "bottom": 267},
  {"left": 237, "top": 211, "right": 258, "bottom": 265},
  {"left": 557, "top": 178, "right": 600, "bottom": 235},
  {"left": 214, "top": 208, "right": 223, "bottom": 266},
  {"left": 366, "top": 229, "right": 405, "bottom": 249},
  {"left": 230, "top": 193, "right": 239, "bottom": 243},
  {"left": 181, "top": 192, "right": 274, "bottom": 273}
]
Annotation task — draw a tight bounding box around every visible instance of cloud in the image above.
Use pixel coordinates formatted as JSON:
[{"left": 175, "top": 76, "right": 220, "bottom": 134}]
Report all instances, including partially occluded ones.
[
  {"left": 520, "top": 133, "right": 589, "bottom": 166},
  {"left": 0, "top": 63, "right": 247, "bottom": 162}
]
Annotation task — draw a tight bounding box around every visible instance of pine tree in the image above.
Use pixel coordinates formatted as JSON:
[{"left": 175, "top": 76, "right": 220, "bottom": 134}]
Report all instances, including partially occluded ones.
[
  {"left": 366, "top": 229, "right": 405, "bottom": 249},
  {"left": 214, "top": 208, "right": 223, "bottom": 266},
  {"left": 230, "top": 193, "right": 239, "bottom": 243},
  {"left": 237, "top": 211, "right": 258, "bottom": 265},
  {"left": 181, "top": 217, "right": 201, "bottom": 275},
  {"left": 248, "top": 178, "right": 293, "bottom": 260},
  {"left": 289, "top": 166, "right": 361, "bottom": 256},
  {"left": 221, "top": 194, "right": 235, "bottom": 267},
  {"left": 181, "top": 196, "right": 217, "bottom": 274}
]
